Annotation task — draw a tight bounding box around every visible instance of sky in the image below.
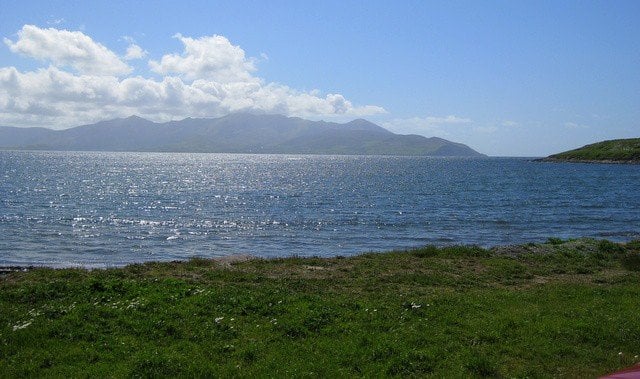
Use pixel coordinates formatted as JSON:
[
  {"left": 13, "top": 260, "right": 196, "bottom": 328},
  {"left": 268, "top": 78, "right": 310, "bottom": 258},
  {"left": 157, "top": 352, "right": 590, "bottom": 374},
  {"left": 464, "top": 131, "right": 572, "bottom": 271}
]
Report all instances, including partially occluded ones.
[{"left": 0, "top": 1, "right": 638, "bottom": 156}]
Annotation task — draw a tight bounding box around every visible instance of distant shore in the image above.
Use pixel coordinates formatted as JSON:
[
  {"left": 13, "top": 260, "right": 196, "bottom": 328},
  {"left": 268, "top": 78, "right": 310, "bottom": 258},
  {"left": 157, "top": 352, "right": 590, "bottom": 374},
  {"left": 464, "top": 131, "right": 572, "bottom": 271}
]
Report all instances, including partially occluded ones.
[
  {"left": 537, "top": 138, "right": 640, "bottom": 164},
  {"left": 534, "top": 157, "right": 640, "bottom": 164}
]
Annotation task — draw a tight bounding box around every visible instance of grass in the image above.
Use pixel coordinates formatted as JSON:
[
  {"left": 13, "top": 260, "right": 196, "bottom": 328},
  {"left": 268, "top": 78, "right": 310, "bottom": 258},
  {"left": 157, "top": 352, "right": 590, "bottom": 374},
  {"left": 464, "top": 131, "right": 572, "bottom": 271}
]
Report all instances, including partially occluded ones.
[
  {"left": 1, "top": 238, "right": 639, "bottom": 377},
  {"left": 546, "top": 138, "right": 640, "bottom": 162}
]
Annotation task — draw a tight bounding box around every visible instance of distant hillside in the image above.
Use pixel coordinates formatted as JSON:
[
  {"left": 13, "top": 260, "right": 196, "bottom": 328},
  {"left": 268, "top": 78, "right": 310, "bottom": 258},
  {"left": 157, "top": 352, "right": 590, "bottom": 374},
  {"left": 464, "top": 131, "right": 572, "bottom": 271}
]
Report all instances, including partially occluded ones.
[
  {"left": 0, "top": 114, "right": 484, "bottom": 156},
  {"left": 540, "top": 138, "right": 640, "bottom": 164}
]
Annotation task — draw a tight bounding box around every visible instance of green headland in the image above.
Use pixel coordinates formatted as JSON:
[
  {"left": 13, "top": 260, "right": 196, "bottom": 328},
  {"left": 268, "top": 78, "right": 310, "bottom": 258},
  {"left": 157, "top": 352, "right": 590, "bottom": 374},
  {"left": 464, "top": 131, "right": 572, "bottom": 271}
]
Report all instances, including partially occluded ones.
[
  {"left": 1, "top": 238, "right": 639, "bottom": 377},
  {"left": 540, "top": 138, "right": 640, "bottom": 164}
]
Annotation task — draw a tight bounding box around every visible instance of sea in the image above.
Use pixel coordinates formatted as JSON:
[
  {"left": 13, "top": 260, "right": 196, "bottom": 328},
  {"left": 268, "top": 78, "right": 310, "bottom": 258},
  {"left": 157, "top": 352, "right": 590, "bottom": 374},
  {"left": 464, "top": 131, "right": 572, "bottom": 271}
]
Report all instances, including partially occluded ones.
[{"left": 1, "top": 150, "right": 639, "bottom": 268}]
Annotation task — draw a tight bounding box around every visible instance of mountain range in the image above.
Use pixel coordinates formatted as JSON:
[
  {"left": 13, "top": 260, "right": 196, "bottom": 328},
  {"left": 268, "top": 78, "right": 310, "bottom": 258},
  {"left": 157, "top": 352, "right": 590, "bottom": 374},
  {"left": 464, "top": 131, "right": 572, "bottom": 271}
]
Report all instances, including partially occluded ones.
[{"left": 0, "top": 113, "right": 483, "bottom": 156}]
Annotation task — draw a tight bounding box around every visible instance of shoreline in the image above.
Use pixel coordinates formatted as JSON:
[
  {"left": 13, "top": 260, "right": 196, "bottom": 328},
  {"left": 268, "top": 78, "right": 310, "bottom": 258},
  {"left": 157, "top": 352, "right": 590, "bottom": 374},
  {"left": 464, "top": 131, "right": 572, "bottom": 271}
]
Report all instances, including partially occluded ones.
[
  {"left": 534, "top": 157, "right": 640, "bottom": 165},
  {"left": 1, "top": 237, "right": 639, "bottom": 377},
  {"left": 0, "top": 253, "right": 257, "bottom": 274},
  {"left": 534, "top": 138, "right": 640, "bottom": 165},
  {"left": 1, "top": 237, "right": 637, "bottom": 272}
]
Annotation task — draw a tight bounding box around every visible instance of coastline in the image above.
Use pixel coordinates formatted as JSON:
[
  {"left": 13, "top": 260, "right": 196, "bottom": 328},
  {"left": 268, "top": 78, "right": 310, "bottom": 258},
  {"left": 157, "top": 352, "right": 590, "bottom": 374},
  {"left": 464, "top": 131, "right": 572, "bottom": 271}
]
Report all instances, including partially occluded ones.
[
  {"left": 534, "top": 157, "right": 640, "bottom": 165},
  {"left": 535, "top": 138, "right": 640, "bottom": 165},
  {"left": 0, "top": 254, "right": 257, "bottom": 274},
  {"left": 1, "top": 237, "right": 639, "bottom": 377},
  {"left": 2, "top": 237, "right": 638, "bottom": 271}
]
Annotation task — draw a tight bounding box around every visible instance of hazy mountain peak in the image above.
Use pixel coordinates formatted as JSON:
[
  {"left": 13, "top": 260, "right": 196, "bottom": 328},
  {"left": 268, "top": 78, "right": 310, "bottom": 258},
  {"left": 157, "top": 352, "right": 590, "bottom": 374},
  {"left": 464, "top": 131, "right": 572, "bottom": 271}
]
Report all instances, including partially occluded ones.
[
  {"left": 0, "top": 114, "right": 484, "bottom": 156},
  {"left": 343, "top": 118, "right": 389, "bottom": 132},
  {"left": 125, "top": 115, "right": 147, "bottom": 121}
]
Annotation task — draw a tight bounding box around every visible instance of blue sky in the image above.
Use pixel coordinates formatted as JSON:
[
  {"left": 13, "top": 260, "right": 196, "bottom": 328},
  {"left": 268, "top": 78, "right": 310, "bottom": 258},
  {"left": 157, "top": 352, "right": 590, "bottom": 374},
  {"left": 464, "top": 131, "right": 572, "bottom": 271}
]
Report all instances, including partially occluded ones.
[{"left": 1, "top": 1, "right": 638, "bottom": 156}]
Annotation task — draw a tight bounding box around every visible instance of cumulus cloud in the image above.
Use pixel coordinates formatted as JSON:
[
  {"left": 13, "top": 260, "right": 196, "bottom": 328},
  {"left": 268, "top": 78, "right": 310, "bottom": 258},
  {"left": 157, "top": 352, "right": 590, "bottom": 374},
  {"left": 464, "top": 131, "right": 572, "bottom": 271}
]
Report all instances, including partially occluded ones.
[
  {"left": 4, "top": 25, "right": 131, "bottom": 76},
  {"left": 124, "top": 44, "right": 147, "bottom": 60},
  {"left": 0, "top": 26, "right": 384, "bottom": 128},
  {"left": 149, "top": 34, "right": 257, "bottom": 83}
]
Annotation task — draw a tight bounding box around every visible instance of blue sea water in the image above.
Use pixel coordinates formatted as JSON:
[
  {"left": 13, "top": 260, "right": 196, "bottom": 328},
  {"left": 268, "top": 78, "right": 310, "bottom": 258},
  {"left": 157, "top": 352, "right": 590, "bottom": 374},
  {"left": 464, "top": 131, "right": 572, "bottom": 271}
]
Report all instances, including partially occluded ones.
[{"left": 1, "top": 151, "right": 639, "bottom": 268}]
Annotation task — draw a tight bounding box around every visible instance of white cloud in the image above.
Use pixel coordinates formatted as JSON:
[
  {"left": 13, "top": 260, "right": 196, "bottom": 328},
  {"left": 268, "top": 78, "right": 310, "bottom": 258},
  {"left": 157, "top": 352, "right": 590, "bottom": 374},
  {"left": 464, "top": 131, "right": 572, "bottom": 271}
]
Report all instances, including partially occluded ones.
[
  {"left": 149, "top": 34, "right": 257, "bottom": 83},
  {"left": 124, "top": 44, "right": 147, "bottom": 60},
  {"left": 382, "top": 115, "right": 473, "bottom": 136},
  {"left": 4, "top": 25, "right": 131, "bottom": 76},
  {"left": 0, "top": 26, "right": 385, "bottom": 128},
  {"left": 420, "top": 115, "right": 473, "bottom": 125},
  {"left": 47, "top": 18, "right": 65, "bottom": 26},
  {"left": 564, "top": 122, "right": 589, "bottom": 129},
  {"left": 473, "top": 126, "right": 498, "bottom": 134}
]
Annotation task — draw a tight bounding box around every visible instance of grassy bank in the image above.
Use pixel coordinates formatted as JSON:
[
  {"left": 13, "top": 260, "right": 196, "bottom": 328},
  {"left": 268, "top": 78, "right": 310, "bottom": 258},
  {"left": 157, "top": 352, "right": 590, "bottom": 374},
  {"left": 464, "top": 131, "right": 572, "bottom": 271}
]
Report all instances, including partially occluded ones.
[
  {"left": 544, "top": 138, "right": 640, "bottom": 163},
  {"left": 1, "top": 239, "right": 640, "bottom": 377}
]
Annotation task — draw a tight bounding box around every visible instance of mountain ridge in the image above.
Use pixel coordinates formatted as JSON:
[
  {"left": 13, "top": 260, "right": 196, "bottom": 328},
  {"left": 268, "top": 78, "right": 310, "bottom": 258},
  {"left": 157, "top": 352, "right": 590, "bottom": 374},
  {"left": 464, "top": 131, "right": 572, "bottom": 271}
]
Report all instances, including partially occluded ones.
[{"left": 0, "top": 113, "right": 484, "bottom": 156}]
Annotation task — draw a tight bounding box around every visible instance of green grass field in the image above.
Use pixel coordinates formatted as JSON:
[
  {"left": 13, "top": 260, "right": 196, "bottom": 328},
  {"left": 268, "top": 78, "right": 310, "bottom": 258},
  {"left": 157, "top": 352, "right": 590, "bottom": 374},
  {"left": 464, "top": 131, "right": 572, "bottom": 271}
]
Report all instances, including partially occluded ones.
[{"left": 1, "top": 238, "right": 639, "bottom": 377}]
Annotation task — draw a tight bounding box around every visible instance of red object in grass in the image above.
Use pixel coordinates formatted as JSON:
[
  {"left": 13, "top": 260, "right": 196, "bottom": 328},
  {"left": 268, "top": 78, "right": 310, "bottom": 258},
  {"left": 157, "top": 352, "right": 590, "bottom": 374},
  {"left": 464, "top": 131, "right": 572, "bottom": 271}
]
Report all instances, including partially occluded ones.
[{"left": 601, "top": 364, "right": 640, "bottom": 379}]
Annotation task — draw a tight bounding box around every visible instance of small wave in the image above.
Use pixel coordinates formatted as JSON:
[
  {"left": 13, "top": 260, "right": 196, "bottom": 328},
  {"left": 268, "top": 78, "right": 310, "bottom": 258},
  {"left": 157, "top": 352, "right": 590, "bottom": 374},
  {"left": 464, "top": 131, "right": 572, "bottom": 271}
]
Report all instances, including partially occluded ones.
[
  {"left": 138, "top": 220, "right": 161, "bottom": 226},
  {"left": 596, "top": 231, "right": 640, "bottom": 238}
]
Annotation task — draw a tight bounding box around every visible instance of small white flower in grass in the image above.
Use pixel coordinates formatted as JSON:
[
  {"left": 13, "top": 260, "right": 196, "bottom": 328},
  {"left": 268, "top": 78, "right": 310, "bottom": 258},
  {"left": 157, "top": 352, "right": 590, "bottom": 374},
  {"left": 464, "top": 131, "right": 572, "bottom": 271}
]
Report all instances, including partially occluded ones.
[
  {"left": 215, "top": 317, "right": 224, "bottom": 323},
  {"left": 12, "top": 321, "right": 32, "bottom": 331},
  {"left": 28, "top": 309, "right": 41, "bottom": 317}
]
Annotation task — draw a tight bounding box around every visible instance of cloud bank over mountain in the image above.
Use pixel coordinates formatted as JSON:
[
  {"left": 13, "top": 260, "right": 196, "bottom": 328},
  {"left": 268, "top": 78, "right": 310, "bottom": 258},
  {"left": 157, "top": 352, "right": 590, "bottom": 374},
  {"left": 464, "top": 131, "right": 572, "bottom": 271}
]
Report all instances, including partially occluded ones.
[{"left": 0, "top": 25, "right": 385, "bottom": 128}]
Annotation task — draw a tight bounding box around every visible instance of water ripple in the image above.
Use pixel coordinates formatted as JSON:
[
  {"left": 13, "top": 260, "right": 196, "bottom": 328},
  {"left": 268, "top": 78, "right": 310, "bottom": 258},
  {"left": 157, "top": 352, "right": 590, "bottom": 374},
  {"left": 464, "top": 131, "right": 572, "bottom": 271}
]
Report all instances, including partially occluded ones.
[{"left": 0, "top": 151, "right": 639, "bottom": 267}]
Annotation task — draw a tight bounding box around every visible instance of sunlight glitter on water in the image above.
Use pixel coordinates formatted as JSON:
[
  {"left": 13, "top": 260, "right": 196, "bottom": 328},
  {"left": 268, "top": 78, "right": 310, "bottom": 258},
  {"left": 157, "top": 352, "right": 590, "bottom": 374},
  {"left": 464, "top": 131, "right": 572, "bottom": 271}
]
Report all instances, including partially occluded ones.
[{"left": 1, "top": 151, "right": 639, "bottom": 267}]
